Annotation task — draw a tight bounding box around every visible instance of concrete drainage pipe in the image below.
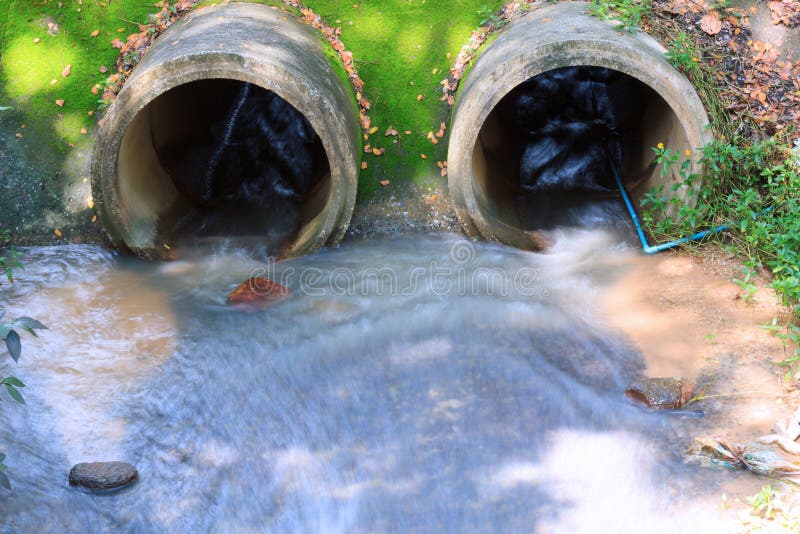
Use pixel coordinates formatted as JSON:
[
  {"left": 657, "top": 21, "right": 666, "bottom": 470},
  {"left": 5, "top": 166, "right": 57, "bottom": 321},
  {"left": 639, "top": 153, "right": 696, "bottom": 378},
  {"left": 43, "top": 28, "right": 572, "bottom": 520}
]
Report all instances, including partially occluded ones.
[
  {"left": 91, "top": 2, "right": 360, "bottom": 259},
  {"left": 447, "top": 1, "right": 711, "bottom": 250}
]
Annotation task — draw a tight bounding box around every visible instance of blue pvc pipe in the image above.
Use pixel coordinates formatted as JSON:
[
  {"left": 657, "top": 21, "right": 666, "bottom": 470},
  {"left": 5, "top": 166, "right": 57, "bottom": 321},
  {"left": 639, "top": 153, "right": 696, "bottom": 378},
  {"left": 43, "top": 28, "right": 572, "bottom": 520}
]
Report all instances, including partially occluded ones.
[{"left": 611, "top": 161, "right": 732, "bottom": 255}]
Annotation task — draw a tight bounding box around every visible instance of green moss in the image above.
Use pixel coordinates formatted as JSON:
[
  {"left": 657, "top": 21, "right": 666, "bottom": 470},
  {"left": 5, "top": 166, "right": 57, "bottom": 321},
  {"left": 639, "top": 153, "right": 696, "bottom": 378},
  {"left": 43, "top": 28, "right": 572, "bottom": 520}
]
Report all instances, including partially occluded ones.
[
  {"left": 0, "top": 0, "right": 504, "bottom": 199},
  {"left": 307, "top": 0, "right": 505, "bottom": 198},
  {"left": 0, "top": 0, "right": 158, "bottom": 152}
]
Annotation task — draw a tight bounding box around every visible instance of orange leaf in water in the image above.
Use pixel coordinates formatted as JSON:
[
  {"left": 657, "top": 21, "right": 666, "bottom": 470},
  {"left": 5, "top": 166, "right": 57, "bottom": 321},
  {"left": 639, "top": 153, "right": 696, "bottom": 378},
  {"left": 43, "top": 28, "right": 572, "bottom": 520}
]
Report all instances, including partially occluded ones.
[
  {"left": 700, "top": 14, "right": 722, "bottom": 35},
  {"left": 227, "top": 277, "right": 290, "bottom": 311}
]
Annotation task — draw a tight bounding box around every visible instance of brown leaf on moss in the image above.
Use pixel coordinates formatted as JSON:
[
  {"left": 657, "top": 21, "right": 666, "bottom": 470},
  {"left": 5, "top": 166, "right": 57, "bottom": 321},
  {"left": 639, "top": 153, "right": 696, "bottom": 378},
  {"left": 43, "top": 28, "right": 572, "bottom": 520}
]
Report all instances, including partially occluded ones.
[
  {"left": 91, "top": 29, "right": 100, "bottom": 37},
  {"left": 55, "top": 99, "right": 64, "bottom": 107},
  {"left": 61, "top": 64, "right": 72, "bottom": 78},
  {"left": 379, "top": 180, "right": 391, "bottom": 186}
]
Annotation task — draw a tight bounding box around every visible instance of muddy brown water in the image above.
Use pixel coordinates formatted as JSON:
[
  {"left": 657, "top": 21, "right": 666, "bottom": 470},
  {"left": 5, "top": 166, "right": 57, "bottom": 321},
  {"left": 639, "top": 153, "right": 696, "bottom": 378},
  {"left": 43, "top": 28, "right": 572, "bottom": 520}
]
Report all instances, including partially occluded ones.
[{"left": 1, "top": 225, "right": 794, "bottom": 532}]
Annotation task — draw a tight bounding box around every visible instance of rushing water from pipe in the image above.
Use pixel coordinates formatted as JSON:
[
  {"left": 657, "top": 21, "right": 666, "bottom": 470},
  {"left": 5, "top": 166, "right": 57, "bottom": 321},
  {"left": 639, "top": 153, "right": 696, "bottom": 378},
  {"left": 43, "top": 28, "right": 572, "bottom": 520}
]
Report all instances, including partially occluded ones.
[{"left": 0, "top": 226, "right": 757, "bottom": 532}]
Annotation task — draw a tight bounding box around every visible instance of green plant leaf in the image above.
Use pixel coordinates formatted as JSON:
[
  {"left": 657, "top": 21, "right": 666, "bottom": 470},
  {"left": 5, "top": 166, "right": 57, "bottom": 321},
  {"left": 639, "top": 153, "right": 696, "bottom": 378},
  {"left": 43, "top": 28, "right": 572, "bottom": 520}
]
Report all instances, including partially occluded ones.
[
  {"left": 13, "top": 317, "right": 47, "bottom": 337},
  {"left": 13, "top": 317, "right": 47, "bottom": 331},
  {"left": 5, "top": 383, "right": 25, "bottom": 404},
  {"left": 5, "top": 330, "right": 21, "bottom": 362},
  {"left": 0, "top": 470, "right": 10, "bottom": 491},
  {"left": 0, "top": 322, "right": 11, "bottom": 340},
  {"left": 3, "top": 377, "right": 25, "bottom": 388}
]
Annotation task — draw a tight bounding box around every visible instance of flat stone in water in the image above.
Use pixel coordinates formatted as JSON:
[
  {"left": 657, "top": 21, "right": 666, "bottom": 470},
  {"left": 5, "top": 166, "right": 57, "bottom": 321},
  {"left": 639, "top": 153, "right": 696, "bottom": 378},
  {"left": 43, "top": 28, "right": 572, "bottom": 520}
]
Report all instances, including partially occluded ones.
[
  {"left": 68, "top": 461, "right": 137, "bottom": 490},
  {"left": 625, "top": 377, "right": 694, "bottom": 409}
]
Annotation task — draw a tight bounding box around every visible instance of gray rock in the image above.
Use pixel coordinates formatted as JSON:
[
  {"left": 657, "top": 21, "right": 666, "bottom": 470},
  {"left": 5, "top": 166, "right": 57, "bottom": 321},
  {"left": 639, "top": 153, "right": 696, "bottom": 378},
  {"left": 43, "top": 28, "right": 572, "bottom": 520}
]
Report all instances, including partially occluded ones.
[
  {"left": 69, "top": 461, "right": 137, "bottom": 490},
  {"left": 625, "top": 377, "right": 694, "bottom": 409}
]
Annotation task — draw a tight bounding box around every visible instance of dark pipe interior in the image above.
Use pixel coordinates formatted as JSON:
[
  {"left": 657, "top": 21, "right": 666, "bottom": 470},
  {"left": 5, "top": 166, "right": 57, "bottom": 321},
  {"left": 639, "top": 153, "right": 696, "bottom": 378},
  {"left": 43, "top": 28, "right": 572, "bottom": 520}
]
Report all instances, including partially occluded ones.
[
  {"left": 144, "top": 79, "right": 330, "bottom": 250},
  {"left": 477, "top": 66, "right": 668, "bottom": 231}
]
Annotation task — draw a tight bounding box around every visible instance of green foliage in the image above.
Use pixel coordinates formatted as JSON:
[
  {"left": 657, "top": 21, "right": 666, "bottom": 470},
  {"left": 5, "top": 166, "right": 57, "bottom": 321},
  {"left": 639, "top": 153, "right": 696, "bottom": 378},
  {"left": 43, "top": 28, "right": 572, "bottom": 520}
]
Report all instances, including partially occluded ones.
[
  {"left": 588, "top": 0, "right": 652, "bottom": 33},
  {"left": 0, "top": 229, "right": 22, "bottom": 283},
  {"left": 748, "top": 485, "right": 776, "bottom": 519},
  {"left": 641, "top": 139, "right": 800, "bottom": 318},
  {"left": 763, "top": 317, "right": 800, "bottom": 382},
  {"left": 1, "top": 233, "right": 47, "bottom": 490},
  {"left": 0, "top": 452, "right": 9, "bottom": 491},
  {"left": 665, "top": 31, "right": 701, "bottom": 74},
  {"left": 477, "top": 4, "right": 508, "bottom": 28}
]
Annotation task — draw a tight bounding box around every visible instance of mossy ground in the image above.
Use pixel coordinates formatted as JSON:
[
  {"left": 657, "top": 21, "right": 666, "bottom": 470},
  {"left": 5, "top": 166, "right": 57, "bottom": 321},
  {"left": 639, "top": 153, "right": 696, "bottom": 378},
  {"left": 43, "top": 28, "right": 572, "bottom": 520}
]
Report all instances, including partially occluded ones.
[{"left": 0, "top": 0, "right": 504, "bottom": 200}]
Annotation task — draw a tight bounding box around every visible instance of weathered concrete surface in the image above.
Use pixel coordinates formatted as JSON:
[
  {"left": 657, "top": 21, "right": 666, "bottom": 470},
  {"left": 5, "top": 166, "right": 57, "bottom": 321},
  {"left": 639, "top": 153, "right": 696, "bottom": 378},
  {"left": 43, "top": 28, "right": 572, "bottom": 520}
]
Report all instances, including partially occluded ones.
[
  {"left": 0, "top": 107, "right": 102, "bottom": 246},
  {"left": 91, "top": 2, "right": 361, "bottom": 259},
  {"left": 447, "top": 1, "right": 712, "bottom": 250},
  {"left": 732, "top": 0, "right": 800, "bottom": 61}
]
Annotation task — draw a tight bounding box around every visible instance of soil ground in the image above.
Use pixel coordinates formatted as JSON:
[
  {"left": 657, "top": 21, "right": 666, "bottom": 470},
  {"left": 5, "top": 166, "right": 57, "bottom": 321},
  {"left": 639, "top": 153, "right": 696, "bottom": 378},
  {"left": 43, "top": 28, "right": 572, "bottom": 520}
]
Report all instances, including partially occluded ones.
[{"left": 603, "top": 245, "right": 800, "bottom": 529}]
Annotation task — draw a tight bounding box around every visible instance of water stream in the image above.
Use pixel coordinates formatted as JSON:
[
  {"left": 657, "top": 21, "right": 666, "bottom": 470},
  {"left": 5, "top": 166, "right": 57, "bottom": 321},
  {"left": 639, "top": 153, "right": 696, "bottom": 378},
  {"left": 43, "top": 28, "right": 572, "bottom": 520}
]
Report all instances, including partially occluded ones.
[{"left": 0, "top": 228, "right": 755, "bottom": 532}]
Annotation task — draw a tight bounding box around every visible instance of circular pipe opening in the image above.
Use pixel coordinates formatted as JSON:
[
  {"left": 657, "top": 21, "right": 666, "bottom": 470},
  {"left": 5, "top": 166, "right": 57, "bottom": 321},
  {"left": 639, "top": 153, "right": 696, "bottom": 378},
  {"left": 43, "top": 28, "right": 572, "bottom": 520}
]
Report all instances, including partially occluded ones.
[
  {"left": 474, "top": 66, "right": 673, "bottom": 233},
  {"left": 447, "top": 1, "right": 711, "bottom": 250},
  {"left": 92, "top": 2, "right": 360, "bottom": 259},
  {"left": 119, "top": 79, "right": 331, "bottom": 253}
]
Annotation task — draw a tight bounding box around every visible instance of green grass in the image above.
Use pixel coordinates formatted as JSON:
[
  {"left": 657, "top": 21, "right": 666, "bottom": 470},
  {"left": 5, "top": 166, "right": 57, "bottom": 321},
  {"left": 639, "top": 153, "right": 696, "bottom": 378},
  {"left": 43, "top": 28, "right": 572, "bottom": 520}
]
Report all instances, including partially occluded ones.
[
  {"left": 0, "top": 0, "right": 504, "bottom": 198},
  {"left": 641, "top": 139, "right": 800, "bottom": 317}
]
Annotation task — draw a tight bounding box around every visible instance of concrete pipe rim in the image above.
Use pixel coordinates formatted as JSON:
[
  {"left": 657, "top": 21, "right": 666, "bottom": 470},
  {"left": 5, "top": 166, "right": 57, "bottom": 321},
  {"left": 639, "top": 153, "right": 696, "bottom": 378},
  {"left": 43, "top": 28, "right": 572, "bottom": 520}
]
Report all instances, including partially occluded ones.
[
  {"left": 447, "top": 3, "right": 712, "bottom": 249},
  {"left": 92, "top": 50, "right": 358, "bottom": 260}
]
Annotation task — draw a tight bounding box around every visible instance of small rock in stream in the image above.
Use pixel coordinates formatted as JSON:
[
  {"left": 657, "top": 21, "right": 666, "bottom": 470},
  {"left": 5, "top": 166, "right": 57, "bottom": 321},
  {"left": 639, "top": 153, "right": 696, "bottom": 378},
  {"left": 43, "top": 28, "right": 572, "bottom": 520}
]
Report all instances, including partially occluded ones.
[
  {"left": 625, "top": 377, "right": 694, "bottom": 409},
  {"left": 69, "top": 461, "right": 138, "bottom": 490}
]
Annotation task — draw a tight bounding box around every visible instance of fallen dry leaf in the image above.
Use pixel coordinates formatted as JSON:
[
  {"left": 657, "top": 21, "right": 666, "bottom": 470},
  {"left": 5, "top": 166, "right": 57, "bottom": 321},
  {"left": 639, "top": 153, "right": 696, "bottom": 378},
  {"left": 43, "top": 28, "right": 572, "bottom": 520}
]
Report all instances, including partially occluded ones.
[
  {"left": 54, "top": 229, "right": 62, "bottom": 237},
  {"left": 385, "top": 127, "right": 398, "bottom": 136},
  {"left": 369, "top": 125, "right": 379, "bottom": 135},
  {"left": 90, "top": 29, "right": 100, "bottom": 37},
  {"left": 417, "top": 94, "right": 424, "bottom": 102},
  {"left": 227, "top": 277, "right": 290, "bottom": 311},
  {"left": 55, "top": 99, "right": 64, "bottom": 107},
  {"left": 361, "top": 161, "right": 368, "bottom": 170},
  {"left": 372, "top": 148, "right": 385, "bottom": 156},
  {"left": 61, "top": 64, "right": 72, "bottom": 78},
  {"left": 33, "top": 37, "right": 40, "bottom": 44},
  {"left": 379, "top": 180, "right": 391, "bottom": 186},
  {"left": 700, "top": 14, "right": 722, "bottom": 35}
]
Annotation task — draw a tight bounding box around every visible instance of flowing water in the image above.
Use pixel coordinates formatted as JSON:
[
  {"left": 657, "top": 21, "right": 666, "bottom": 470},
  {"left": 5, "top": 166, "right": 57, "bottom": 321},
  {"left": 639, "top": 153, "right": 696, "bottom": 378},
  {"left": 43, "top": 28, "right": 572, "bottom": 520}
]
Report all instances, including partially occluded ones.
[{"left": 0, "top": 226, "right": 760, "bottom": 532}]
